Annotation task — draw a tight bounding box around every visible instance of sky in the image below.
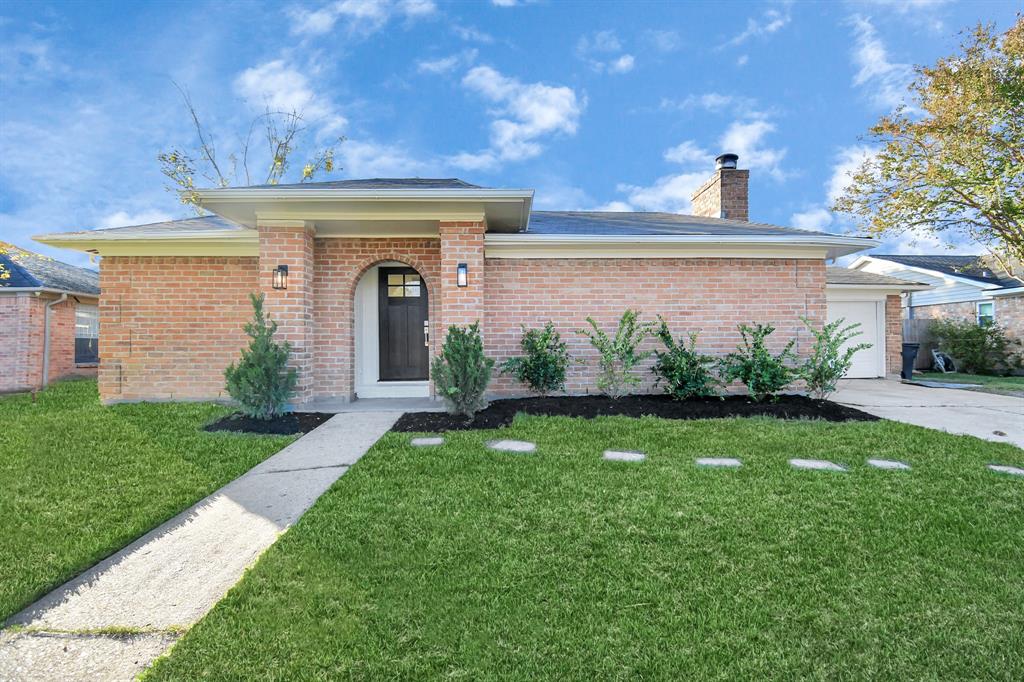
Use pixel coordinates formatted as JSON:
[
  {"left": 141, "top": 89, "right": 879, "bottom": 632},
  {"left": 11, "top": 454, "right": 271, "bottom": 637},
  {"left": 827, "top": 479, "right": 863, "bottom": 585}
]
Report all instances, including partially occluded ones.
[{"left": 1, "top": 0, "right": 1019, "bottom": 268}]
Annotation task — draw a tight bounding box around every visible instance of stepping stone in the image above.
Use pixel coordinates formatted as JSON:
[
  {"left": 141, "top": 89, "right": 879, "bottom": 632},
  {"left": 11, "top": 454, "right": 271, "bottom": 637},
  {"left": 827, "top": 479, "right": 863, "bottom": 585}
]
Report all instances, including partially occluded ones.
[
  {"left": 988, "top": 464, "right": 1024, "bottom": 476},
  {"left": 410, "top": 436, "right": 444, "bottom": 447},
  {"left": 603, "top": 450, "right": 646, "bottom": 463},
  {"left": 867, "top": 459, "right": 911, "bottom": 471},
  {"left": 789, "top": 458, "right": 847, "bottom": 472},
  {"left": 487, "top": 439, "right": 536, "bottom": 453},
  {"left": 696, "top": 457, "right": 742, "bottom": 468}
]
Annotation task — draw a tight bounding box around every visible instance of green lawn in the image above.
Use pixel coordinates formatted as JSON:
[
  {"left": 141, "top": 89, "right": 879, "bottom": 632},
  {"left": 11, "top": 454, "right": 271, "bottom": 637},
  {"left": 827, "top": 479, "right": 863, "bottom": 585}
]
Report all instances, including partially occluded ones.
[
  {"left": 0, "top": 379, "right": 293, "bottom": 621},
  {"left": 147, "top": 415, "right": 1024, "bottom": 680},
  {"left": 919, "top": 371, "right": 1024, "bottom": 394}
]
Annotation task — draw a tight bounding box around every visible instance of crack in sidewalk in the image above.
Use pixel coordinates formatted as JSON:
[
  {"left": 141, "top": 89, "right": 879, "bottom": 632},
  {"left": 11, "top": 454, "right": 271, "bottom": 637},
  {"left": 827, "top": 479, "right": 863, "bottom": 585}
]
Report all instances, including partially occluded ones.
[{"left": 254, "top": 463, "right": 351, "bottom": 476}]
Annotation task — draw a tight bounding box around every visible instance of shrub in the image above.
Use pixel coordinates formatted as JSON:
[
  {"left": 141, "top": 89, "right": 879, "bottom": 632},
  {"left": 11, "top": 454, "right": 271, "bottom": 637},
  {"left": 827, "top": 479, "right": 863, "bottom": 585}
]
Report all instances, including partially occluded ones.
[
  {"left": 500, "top": 322, "right": 570, "bottom": 395},
  {"left": 431, "top": 322, "right": 495, "bottom": 417},
  {"left": 224, "top": 293, "right": 298, "bottom": 419},
  {"left": 577, "top": 309, "right": 654, "bottom": 399},
  {"left": 800, "top": 317, "right": 871, "bottom": 400},
  {"left": 650, "top": 318, "right": 720, "bottom": 400},
  {"left": 929, "top": 318, "right": 1022, "bottom": 375},
  {"left": 721, "top": 324, "right": 797, "bottom": 402}
]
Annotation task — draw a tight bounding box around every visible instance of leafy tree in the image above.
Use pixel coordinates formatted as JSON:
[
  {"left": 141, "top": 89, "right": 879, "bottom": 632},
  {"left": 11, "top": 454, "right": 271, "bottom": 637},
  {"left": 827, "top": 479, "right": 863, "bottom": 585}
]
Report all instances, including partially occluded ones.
[
  {"left": 500, "top": 322, "right": 571, "bottom": 395},
  {"left": 930, "top": 318, "right": 1022, "bottom": 375},
  {"left": 224, "top": 293, "right": 298, "bottom": 419},
  {"left": 721, "top": 324, "right": 797, "bottom": 402},
  {"left": 432, "top": 322, "right": 495, "bottom": 417},
  {"left": 159, "top": 82, "right": 343, "bottom": 210},
  {"left": 650, "top": 318, "right": 720, "bottom": 400},
  {"left": 800, "top": 317, "right": 871, "bottom": 400},
  {"left": 577, "top": 310, "right": 654, "bottom": 399},
  {"left": 834, "top": 18, "right": 1024, "bottom": 277}
]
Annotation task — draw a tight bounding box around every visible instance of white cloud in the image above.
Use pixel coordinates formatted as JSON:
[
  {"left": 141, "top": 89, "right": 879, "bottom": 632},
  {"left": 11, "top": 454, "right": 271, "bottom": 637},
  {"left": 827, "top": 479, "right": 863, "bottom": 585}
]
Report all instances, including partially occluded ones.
[
  {"left": 720, "top": 119, "right": 788, "bottom": 181},
  {"left": 337, "top": 139, "right": 432, "bottom": 177},
  {"left": 233, "top": 59, "right": 347, "bottom": 136},
  {"left": 576, "top": 30, "right": 636, "bottom": 74},
  {"left": 595, "top": 200, "right": 634, "bottom": 212},
  {"left": 417, "top": 49, "right": 477, "bottom": 75},
  {"left": 737, "top": 54, "right": 749, "bottom": 67},
  {"left": 286, "top": 0, "right": 435, "bottom": 37},
  {"left": 616, "top": 171, "right": 711, "bottom": 213},
  {"left": 660, "top": 92, "right": 758, "bottom": 113},
  {"left": 457, "top": 65, "right": 583, "bottom": 163},
  {"left": 721, "top": 4, "right": 791, "bottom": 48},
  {"left": 608, "top": 54, "right": 635, "bottom": 74},
  {"left": 848, "top": 15, "right": 914, "bottom": 110},
  {"left": 452, "top": 24, "right": 494, "bottom": 43},
  {"left": 663, "top": 140, "right": 709, "bottom": 165},
  {"left": 827, "top": 144, "right": 875, "bottom": 205},
  {"left": 790, "top": 207, "right": 833, "bottom": 231},
  {"left": 97, "top": 209, "right": 174, "bottom": 229},
  {"left": 644, "top": 30, "right": 681, "bottom": 53}
]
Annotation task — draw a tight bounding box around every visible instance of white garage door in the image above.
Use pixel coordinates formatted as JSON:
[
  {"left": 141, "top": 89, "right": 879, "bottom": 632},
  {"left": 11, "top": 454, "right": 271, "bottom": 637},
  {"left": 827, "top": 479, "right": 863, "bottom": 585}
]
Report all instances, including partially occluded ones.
[{"left": 826, "top": 300, "right": 883, "bottom": 378}]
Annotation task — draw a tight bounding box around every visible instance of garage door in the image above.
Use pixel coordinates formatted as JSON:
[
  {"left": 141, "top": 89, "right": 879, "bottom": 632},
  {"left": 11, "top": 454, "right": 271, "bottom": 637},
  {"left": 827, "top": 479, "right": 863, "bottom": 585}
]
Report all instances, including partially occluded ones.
[{"left": 826, "top": 300, "right": 882, "bottom": 378}]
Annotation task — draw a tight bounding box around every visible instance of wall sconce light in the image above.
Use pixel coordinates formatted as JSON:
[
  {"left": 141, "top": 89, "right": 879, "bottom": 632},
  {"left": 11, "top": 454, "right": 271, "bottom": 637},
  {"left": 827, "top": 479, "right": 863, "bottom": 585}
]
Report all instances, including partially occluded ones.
[
  {"left": 272, "top": 264, "right": 289, "bottom": 290},
  {"left": 456, "top": 262, "right": 468, "bottom": 287}
]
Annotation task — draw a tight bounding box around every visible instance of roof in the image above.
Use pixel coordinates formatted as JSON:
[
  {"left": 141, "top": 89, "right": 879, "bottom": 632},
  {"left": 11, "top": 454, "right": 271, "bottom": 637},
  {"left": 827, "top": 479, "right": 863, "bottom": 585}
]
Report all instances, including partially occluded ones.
[
  {"left": 827, "top": 267, "right": 928, "bottom": 289},
  {"left": 242, "top": 178, "right": 484, "bottom": 190},
  {"left": 1, "top": 244, "right": 99, "bottom": 295},
  {"left": 46, "top": 214, "right": 245, "bottom": 240},
  {"left": 528, "top": 211, "right": 834, "bottom": 237},
  {"left": 868, "top": 255, "right": 1021, "bottom": 290}
]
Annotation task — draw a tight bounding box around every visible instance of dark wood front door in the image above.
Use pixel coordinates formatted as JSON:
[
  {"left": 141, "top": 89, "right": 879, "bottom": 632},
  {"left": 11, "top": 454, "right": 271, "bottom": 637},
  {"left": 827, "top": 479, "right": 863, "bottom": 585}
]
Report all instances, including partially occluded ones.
[{"left": 378, "top": 267, "right": 429, "bottom": 381}]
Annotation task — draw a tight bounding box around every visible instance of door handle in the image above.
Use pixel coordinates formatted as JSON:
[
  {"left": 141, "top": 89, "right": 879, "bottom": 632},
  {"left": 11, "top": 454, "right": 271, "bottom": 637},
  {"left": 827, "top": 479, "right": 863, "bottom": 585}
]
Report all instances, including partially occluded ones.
[{"left": 424, "top": 320, "right": 429, "bottom": 347}]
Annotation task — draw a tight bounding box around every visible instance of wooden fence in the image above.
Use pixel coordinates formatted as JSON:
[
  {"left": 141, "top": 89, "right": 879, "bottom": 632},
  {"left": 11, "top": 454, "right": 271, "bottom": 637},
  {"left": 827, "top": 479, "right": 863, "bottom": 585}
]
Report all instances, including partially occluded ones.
[{"left": 902, "top": 318, "right": 936, "bottom": 369}]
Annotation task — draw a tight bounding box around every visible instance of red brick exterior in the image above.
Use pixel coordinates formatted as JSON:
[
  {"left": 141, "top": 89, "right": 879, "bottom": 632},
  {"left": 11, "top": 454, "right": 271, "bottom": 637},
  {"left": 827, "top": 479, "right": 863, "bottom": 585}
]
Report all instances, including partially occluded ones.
[
  {"left": 885, "top": 294, "right": 902, "bottom": 375},
  {"left": 993, "top": 293, "right": 1024, "bottom": 343},
  {"left": 439, "top": 221, "right": 486, "bottom": 328},
  {"left": 911, "top": 298, "right": 1024, "bottom": 344},
  {"left": 1, "top": 293, "right": 97, "bottom": 393},
  {"left": 690, "top": 169, "right": 750, "bottom": 222}
]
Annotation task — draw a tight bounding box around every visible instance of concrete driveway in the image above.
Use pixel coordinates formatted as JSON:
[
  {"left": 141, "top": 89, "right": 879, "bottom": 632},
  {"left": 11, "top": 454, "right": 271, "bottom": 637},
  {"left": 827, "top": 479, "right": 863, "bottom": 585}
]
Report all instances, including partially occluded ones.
[{"left": 832, "top": 379, "right": 1024, "bottom": 448}]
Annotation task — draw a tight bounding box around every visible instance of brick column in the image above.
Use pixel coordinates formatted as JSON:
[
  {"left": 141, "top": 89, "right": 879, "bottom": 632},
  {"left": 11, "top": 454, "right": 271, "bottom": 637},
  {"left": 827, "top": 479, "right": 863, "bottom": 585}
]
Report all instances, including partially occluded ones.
[
  {"left": 98, "top": 258, "right": 130, "bottom": 403},
  {"left": 438, "top": 220, "right": 486, "bottom": 331},
  {"left": 258, "top": 221, "right": 315, "bottom": 405}
]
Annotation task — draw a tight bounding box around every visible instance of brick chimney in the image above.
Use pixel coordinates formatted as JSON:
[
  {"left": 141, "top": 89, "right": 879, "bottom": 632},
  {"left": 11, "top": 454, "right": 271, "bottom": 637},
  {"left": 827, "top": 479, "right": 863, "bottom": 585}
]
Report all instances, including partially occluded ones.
[{"left": 690, "top": 153, "right": 749, "bottom": 222}]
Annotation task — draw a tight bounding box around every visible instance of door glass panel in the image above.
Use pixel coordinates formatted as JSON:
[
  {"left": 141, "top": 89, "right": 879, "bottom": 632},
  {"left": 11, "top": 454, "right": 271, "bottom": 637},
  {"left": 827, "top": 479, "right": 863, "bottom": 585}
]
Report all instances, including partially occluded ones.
[
  {"left": 404, "top": 284, "right": 421, "bottom": 297},
  {"left": 387, "top": 274, "right": 404, "bottom": 285},
  {"left": 404, "top": 274, "right": 420, "bottom": 284},
  {"left": 388, "top": 286, "right": 405, "bottom": 297}
]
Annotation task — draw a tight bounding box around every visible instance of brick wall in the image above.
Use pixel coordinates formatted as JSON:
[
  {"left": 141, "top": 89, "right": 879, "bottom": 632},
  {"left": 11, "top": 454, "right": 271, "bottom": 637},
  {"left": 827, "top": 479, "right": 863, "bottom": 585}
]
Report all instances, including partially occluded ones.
[
  {"left": 885, "top": 294, "right": 902, "bottom": 375},
  {"left": 690, "top": 169, "right": 749, "bottom": 222},
  {"left": 910, "top": 301, "right": 977, "bottom": 322},
  {"left": 484, "top": 257, "right": 825, "bottom": 395},
  {"left": 439, "top": 221, "right": 486, "bottom": 328},
  {"left": 0, "top": 293, "right": 96, "bottom": 393},
  {"left": 98, "top": 256, "right": 258, "bottom": 403},
  {"left": 994, "top": 294, "right": 1024, "bottom": 343},
  {"left": 313, "top": 237, "right": 441, "bottom": 399}
]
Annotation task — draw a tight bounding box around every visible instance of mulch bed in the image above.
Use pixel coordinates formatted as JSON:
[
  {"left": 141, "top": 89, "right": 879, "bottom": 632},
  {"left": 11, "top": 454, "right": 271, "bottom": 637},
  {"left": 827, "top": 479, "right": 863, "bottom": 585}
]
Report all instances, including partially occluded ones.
[
  {"left": 391, "top": 394, "right": 879, "bottom": 433},
  {"left": 204, "top": 412, "right": 333, "bottom": 435}
]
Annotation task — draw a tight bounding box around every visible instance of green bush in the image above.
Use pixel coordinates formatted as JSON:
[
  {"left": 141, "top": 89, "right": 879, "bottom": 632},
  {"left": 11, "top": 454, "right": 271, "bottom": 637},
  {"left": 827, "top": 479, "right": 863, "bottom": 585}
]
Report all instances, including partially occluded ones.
[
  {"left": 224, "top": 293, "right": 298, "bottom": 419},
  {"left": 650, "top": 318, "right": 720, "bottom": 400},
  {"left": 500, "top": 322, "right": 570, "bottom": 395},
  {"left": 721, "top": 324, "right": 797, "bottom": 402},
  {"left": 801, "top": 317, "right": 871, "bottom": 400},
  {"left": 431, "top": 322, "right": 495, "bottom": 417},
  {"left": 577, "top": 309, "right": 654, "bottom": 399},
  {"left": 929, "top": 318, "right": 1022, "bottom": 375}
]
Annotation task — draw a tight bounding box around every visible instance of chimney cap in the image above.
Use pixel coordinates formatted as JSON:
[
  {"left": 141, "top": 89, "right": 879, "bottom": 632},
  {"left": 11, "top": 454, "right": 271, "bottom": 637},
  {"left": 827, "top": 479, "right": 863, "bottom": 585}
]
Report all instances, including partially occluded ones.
[{"left": 716, "top": 153, "right": 739, "bottom": 170}]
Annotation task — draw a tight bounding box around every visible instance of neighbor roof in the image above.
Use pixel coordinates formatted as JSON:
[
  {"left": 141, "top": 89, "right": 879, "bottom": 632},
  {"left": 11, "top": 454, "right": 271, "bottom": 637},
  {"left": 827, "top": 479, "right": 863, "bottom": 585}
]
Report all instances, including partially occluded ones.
[
  {"left": 1, "top": 245, "right": 99, "bottom": 295},
  {"left": 868, "top": 255, "right": 1020, "bottom": 289},
  {"left": 528, "top": 211, "right": 835, "bottom": 237},
  {"left": 242, "top": 178, "right": 484, "bottom": 190},
  {"left": 827, "top": 267, "right": 927, "bottom": 289}
]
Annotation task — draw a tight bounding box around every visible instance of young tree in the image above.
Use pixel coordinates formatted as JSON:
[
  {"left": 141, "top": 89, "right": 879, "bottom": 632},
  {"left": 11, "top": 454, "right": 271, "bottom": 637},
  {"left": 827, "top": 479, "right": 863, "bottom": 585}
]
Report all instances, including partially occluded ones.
[
  {"left": 577, "top": 310, "right": 654, "bottom": 399},
  {"left": 834, "top": 17, "right": 1024, "bottom": 277},
  {"left": 432, "top": 323, "right": 495, "bottom": 417},
  {"left": 224, "top": 293, "right": 298, "bottom": 420},
  {"left": 800, "top": 317, "right": 871, "bottom": 400},
  {"left": 159, "top": 83, "right": 343, "bottom": 210}
]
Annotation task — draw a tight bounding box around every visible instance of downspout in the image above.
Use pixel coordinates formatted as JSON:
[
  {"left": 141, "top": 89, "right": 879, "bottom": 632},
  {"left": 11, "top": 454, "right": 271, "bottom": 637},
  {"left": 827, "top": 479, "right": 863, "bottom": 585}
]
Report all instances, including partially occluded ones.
[{"left": 42, "top": 293, "right": 68, "bottom": 388}]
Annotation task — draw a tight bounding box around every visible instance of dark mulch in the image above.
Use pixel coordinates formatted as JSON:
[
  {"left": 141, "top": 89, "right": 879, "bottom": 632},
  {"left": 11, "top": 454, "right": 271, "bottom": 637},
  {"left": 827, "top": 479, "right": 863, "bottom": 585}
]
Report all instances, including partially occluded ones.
[
  {"left": 204, "top": 412, "right": 333, "bottom": 435},
  {"left": 392, "top": 394, "right": 880, "bottom": 433}
]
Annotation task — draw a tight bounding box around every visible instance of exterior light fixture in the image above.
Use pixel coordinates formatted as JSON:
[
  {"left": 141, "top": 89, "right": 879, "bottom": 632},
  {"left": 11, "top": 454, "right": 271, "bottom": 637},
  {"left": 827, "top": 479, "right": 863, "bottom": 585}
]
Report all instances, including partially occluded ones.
[
  {"left": 272, "top": 264, "right": 289, "bottom": 290},
  {"left": 456, "top": 262, "right": 468, "bottom": 287}
]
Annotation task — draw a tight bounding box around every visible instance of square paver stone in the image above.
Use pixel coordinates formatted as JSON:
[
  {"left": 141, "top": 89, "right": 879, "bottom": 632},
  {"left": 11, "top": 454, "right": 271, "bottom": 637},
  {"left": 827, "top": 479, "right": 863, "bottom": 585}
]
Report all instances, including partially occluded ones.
[
  {"left": 603, "top": 450, "right": 646, "bottom": 463},
  {"left": 867, "top": 459, "right": 911, "bottom": 471},
  {"left": 988, "top": 464, "right": 1024, "bottom": 476},
  {"left": 411, "top": 437, "right": 444, "bottom": 447},
  {"left": 696, "top": 457, "right": 742, "bottom": 468},
  {"left": 789, "top": 458, "right": 847, "bottom": 472},
  {"left": 487, "top": 439, "right": 537, "bottom": 453}
]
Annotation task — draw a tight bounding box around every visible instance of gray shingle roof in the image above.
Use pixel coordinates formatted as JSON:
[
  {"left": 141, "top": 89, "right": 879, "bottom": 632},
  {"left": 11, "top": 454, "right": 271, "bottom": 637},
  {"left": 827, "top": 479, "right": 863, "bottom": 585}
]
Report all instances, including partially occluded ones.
[
  {"left": 49, "top": 214, "right": 244, "bottom": 238},
  {"left": 1, "top": 245, "right": 99, "bottom": 295},
  {"left": 827, "top": 267, "right": 925, "bottom": 288},
  {"left": 243, "top": 178, "right": 484, "bottom": 190},
  {"left": 869, "top": 255, "right": 1020, "bottom": 289},
  {"left": 527, "top": 211, "right": 833, "bottom": 237}
]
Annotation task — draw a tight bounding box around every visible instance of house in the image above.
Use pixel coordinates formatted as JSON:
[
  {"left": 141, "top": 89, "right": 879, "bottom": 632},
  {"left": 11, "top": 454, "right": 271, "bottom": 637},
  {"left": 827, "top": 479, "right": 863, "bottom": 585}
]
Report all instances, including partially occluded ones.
[
  {"left": 1, "top": 244, "right": 100, "bottom": 393},
  {"left": 34, "top": 155, "right": 925, "bottom": 406},
  {"left": 851, "top": 255, "right": 1024, "bottom": 342}
]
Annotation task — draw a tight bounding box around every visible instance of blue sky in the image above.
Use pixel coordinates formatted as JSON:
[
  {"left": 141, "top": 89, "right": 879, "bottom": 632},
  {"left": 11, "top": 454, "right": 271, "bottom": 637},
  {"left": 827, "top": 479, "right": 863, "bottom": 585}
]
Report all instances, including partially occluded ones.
[{"left": 1, "top": 0, "right": 1019, "bottom": 267}]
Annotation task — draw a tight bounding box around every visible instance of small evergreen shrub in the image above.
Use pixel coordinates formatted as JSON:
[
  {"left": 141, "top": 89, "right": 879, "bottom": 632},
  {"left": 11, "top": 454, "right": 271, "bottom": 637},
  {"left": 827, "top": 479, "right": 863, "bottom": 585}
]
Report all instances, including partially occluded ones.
[
  {"left": 721, "top": 323, "right": 797, "bottom": 402},
  {"left": 500, "top": 322, "right": 570, "bottom": 395},
  {"left": 577, "top": 309, "right": 654, "bottom": 399},
  {"left": 929, "top": 318, "right": 1022, "bottom": 375},
  {"left": 224, "top": 293, "right": 298, "bottom": 419},
  {"left": 431, "top": 322, "right": 495, "bottom": 417},
  {"left": 650, "top": 317, "right": 720, "bottom": 400},
  {"left": 800, "top": 316, "right": 871, "bottom": 400}
]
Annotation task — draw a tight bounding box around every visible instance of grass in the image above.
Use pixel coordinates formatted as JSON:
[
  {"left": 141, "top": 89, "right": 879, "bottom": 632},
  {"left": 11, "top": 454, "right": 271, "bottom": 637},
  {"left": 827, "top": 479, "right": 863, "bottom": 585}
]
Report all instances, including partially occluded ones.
[
  {"left": 147, "top": 415, "right": 1024, "bottom": 680},
  {"left": 0, "top": 379, "right": 294, "bottom": 622},
  {"left": 918, "top": 371, "right": 1024, "bottom": 394}
]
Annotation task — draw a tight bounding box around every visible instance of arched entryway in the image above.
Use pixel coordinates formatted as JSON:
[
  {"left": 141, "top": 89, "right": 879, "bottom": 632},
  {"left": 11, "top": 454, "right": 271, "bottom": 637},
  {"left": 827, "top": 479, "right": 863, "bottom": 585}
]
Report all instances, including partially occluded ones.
[{"left": 353, "top": 261, "right": 432, "bottom": 398}]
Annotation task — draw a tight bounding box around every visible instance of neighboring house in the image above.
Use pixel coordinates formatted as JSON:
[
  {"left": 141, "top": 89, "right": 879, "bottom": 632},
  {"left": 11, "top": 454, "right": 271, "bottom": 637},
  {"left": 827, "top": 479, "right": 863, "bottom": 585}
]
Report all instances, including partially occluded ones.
[
  {"left": 35, "top": 155, "right": 924, "bottom": 406},
  {"left": 0, "top": 244, "right": 100, "bottom": 393},
  {"left": 851, "top": 255, "right": 1024, "bottom": 342}
]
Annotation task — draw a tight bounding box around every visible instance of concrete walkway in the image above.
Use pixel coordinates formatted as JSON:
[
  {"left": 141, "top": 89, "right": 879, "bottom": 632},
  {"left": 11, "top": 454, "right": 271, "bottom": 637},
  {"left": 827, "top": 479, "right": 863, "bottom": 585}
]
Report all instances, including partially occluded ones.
[
  {"left": 0, "top": 411, "right": 400, "bottom": 681},
  {"left": 832, "top": 379, "right": 1024, "bottom": 448}
]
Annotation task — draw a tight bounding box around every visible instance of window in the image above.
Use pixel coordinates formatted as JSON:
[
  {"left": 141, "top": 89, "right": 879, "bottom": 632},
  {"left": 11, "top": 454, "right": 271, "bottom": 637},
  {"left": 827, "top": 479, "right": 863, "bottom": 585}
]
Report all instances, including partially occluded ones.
[
  {"left": 386, "top": 273, "right": 421, "bottom": 298},
  {"left": 75, "top": 304, "right": 99, "bottom": 364},
  {"left": 977, "top": 301, "right": 995, "bottom": 326}
]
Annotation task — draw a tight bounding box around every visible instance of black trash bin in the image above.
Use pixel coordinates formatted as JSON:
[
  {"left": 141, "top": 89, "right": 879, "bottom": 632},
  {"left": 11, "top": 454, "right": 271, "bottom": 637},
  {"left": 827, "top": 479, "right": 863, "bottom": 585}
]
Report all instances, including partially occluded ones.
[{"left": 901, "top": 343, "right": 920, "bottom": 380}]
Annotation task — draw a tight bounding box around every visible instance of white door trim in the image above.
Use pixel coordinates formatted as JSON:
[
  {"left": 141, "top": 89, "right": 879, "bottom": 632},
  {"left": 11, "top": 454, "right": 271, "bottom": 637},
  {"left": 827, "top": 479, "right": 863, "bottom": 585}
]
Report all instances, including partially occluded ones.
[{"left": 825, "top": 293, "right": 886, "bottom": 378}]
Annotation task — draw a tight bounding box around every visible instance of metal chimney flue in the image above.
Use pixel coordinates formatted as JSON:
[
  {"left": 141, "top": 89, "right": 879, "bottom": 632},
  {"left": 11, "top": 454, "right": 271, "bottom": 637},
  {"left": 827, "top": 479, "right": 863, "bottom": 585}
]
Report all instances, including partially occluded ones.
[{"left": 716, "top": 153, "right": 739, "bottom": 170}]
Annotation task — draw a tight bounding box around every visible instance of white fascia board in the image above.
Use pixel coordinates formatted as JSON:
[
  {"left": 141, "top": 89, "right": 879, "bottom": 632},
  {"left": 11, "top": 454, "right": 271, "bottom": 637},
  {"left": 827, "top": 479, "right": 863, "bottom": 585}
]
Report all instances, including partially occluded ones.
[
  {"left": 856, "top": 256, "right": 999, "bottom": 290},
  {"left": 826, "top": 283, "right": 929, "bottom": 293},
  {"left": 1, "top": 287, "right": 100, "bottom": 299},
  {"left": 984, "top": 286, "right": 1024, "bottom": 298},
  {"left": 33, "top": 229, "right": 256, "bottom": 243},
  {"left": 196, "top": 187, "right": 534, "bottom": 201}
]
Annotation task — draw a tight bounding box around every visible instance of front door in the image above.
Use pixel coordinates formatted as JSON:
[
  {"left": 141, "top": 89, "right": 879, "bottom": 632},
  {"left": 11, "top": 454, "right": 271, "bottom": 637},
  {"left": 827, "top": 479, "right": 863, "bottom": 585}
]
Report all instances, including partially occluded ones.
[{"left": 378, "top": 267, "right": 429, "bottom": 381}]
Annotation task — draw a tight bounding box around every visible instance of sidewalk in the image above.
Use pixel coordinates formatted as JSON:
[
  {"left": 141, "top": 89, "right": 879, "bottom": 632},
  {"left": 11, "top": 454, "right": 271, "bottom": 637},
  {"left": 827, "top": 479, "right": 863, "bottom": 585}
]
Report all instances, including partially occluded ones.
[{"left": 0, "top": 411, "right": 400, "bottom": 681}]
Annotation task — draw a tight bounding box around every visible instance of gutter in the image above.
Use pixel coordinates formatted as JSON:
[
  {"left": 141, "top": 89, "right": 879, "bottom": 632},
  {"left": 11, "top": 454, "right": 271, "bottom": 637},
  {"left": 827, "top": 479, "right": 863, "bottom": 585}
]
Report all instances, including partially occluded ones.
[
  {"left": 983, "top": 286, "right": 1024, "bottom": 298},
  {"left": 42, "top": 293, "right": 68, "bottom": 388},
  {"left": 195, "top": 188, "right": 535, "bottom": 201},
  {"left": 484, "top": 233, "right": 874, "bottom": 247},
  {"left": 2, "top": 287, "right": 99, "bottom": 299}
]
